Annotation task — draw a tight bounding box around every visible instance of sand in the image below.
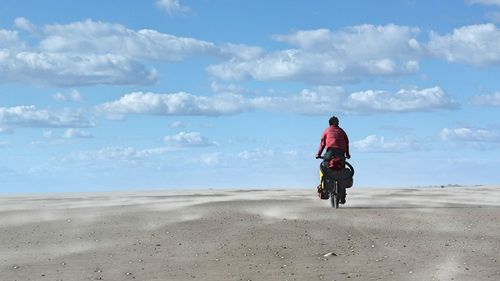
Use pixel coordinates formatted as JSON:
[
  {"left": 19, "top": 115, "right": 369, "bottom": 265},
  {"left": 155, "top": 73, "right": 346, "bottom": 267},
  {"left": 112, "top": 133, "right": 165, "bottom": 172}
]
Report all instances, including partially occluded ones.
[{"left": 1, "top": 186, "right": 500, "bottom": 281}]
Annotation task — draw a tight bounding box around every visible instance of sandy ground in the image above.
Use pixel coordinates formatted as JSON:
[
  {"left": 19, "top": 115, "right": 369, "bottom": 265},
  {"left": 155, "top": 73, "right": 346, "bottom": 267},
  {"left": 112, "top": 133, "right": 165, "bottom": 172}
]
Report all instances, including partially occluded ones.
[{"left": 1, "top": 186, "right": 500, "bottom": 281}]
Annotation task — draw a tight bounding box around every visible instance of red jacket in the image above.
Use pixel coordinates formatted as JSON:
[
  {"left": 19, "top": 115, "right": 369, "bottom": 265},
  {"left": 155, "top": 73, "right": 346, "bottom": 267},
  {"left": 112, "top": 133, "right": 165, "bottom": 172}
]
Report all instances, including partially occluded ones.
[{"left": 317, "top": 125, "right": 350, "bottom": 156}]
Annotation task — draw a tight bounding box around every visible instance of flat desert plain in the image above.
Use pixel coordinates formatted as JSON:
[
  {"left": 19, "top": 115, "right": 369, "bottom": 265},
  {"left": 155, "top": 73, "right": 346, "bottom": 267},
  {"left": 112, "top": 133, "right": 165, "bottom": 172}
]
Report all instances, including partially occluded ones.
[{"left": 1, "top": 186, "right": 500, "bottom": 281}]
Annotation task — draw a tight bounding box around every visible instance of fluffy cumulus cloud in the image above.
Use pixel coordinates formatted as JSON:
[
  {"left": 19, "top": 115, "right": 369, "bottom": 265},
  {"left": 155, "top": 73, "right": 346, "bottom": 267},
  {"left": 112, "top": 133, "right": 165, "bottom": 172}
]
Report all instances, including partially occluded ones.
[
  {"left": 156, "top": 0, "right": 190, "bottom": 14},
  {"left": 1, "top": 21, "right": 160, "bottom": 87},
  {"left": 239, "top": 85, "right": 456, "bottom": 114},
  {"left": 440, "top": 127, "right": 500, "bottom": 142},
  {"left": 472, "top": 92, "right": 500, "bottom": 106},
  {"left": 97, "top": 86, "right": 457, "bottom": 117},
  {"left": 5, "top": 18, "right": 500, "bottom": 88},
  {"left": 14, "top": 17, "right": 37, "bottom": 33},
  {"left": 1, "top": 18, "right": 225, "bottom": 86},
  {"left": 0, "top": 106, "right": 94, "bottom": 130},
  {"left": 164, "top": 131, "right": 215, "bottom": 147},
  {"left": 465, "top": 0, "right": 500, "bottom": 7},
  {"left": 272, "top": 25, "right": 421, "bottom": 55},
  {"left": 343, "top": 87, "right": 458, "bottom": 113},
  {"left": 96, "top": 91, "right": 251, "bottom": 117},
  {"left": 0, "top": 49, "right": 157, "bottom": 86},
  {"left": 208, "top": 24, "right": 422, "bottom": 84},
  {"left": 352, "top": 135, "right": 423, "bottom": 152},
  {"left": 0, "top": 29, "right": 23, "bottom": 48},
  {"left": 39, "top": 19, "right": 214, "bottom": 61},
  {"left": 427, "top": 24, "right": 500, "bottom": 66}
]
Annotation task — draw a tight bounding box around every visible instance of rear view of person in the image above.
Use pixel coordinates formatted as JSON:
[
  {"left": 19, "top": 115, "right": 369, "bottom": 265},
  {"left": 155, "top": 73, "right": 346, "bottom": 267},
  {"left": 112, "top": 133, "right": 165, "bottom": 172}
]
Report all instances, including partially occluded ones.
[{"left": 315, "top": 116, "right": 350, "bottom": 203}]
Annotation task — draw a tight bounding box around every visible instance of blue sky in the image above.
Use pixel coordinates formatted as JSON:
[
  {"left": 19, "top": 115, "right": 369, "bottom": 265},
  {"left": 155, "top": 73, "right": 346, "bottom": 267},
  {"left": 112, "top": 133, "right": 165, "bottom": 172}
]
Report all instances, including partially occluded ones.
[{"left": 1, "top": 0, "right": 500, "bottom": 193}]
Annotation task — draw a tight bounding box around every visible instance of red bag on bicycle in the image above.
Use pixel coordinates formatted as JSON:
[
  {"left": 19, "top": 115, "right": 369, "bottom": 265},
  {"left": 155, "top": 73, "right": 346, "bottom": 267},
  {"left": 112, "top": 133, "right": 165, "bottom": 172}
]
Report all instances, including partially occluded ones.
[{"left": 328, "top": 156, "right": 345, "bottom": 171}]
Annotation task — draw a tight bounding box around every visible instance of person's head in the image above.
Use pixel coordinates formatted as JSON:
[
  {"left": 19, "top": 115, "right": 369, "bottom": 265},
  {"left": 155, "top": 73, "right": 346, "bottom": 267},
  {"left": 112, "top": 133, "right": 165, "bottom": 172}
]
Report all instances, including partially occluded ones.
[{"left": 329, "top": 116, "right": 339, "bottom": 126}]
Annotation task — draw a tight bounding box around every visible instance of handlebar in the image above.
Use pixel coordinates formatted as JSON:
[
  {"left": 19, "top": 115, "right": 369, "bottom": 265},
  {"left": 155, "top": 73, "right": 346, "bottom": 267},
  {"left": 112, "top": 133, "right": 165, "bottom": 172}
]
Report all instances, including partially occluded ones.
[{"left": 317, "top": 155, "right": 350, "bottom": 160}]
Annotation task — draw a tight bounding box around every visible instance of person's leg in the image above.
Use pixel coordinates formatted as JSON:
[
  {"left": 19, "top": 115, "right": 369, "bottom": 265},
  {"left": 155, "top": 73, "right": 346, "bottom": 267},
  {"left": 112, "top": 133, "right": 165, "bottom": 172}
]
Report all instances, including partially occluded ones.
[
  {"left": 321, "top": 149, "right": 334, "bottom": 173},
  {"left": 317, "top": 163, "right": 329, "bottom": 199},
  {"left": 323, "top": 149, "right": 334, "bottom": 162}
]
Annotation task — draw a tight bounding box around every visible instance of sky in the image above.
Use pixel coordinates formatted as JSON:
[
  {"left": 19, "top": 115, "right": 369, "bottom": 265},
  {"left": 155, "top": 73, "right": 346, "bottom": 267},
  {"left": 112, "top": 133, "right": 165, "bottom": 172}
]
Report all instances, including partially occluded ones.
[{"left": 1, "top": 0, "right": 500, "bottom": 193}]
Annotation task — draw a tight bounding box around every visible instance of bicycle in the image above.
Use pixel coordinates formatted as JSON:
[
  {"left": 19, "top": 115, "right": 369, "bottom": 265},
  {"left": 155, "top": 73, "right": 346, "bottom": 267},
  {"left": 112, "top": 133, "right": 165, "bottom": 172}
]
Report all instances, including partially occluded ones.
[{"left": 318, "top": 156, "right": 354, "bottom": 208}]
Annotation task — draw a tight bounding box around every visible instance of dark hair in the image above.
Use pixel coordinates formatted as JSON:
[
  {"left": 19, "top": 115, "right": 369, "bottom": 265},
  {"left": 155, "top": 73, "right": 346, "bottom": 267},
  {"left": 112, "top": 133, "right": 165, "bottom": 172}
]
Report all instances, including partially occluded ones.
[{"left": 329, "top": 116, "right": 339, "bottom": 126}]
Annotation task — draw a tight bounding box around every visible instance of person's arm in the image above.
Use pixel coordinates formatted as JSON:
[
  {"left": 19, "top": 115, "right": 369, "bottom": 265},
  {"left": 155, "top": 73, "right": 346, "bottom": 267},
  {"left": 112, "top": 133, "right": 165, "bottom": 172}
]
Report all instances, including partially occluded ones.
[
  {"left": 344, "top": 130, "right": 350, "bottom": 159},
  {"left": 316, "top": 130, "right": 326, "bottom": 158}
]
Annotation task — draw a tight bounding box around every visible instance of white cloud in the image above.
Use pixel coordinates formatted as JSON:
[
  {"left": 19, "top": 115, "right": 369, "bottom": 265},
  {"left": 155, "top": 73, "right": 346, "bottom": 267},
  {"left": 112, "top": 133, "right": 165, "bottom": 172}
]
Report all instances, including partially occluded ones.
[
  {"left": 97, "top": 86, "right": 457, "bottom": 117},
  {"left": 0, "top": 29, "right": 23, "bottom": 48},
  {"left": 6, "top": 18, "right": 500, "bottom": 89},
  {"left": 440, "top": 127, "right": 500, "bottom": 142},
  {"left": 164, "top": 131, "right": 215, "bottom": 147},
  {"left": 253, "top": 86, "right": 457, "bottom": 114},
  {"left": 63, "top": 128, "right": 93, "bottom": 139},
  {"left": 273, "top": 25, "right": 421, "bottom": 55},
  {"left": 217, "top": 43, "right": 265, "bottom": 60},
  {"left": 237, "top": 149, "right": 274, "bottom": 161},
  {"left": 74, "top": 146, "right": 176, "bottom": 162},
  {"left": 2, "top": 20, "right": 422, "bottom": 87},
  {"left": 169, "top": 121, "right": 187, "bottom": 128},
  {"left": 52, "top": 93, "right": 66, "bottom": 102},
  {"left": 29, "top": 19, "right": 263, "bottom": 65},
  {"left": 96, "top": 91, "right": 251, "bottom": 117},
  {"left": 42, "top": 128, "right": 92, "bottom": 139},
  {"left": 250, "top": 86, "right": 347, "bottom": 114},
  {"left": 2, "top": 18, "right": 223, "bottom": 87},
  {"left": 0, "top": 106, "right": 94, "bottom": 130},
  {"left": 472, "top": 92, "right": 500, "bottom": 106},
  {"left": 272, "top": 28, "right": 333, "bottom": 49},
  {"left": 343, "top": 87, "right": 458, "bottom": 113},
  {"left": 52, "top": 90, "right": 84, "bottom": 102},
  {"left": 352, "top": 135, "right": 423, "bottom": 153},
  {"left": 0, "top": 51, "right": 158, "bottom": 86},
  {"left": 156, "top": 0, "right": 190, "bottom": 14},
  {"left": 194, "top": 149, "right": 296, "bottom": 167},
  {"left": 427, "top": 24, "right": 500, "bottom": 66},
  {"left": 69, "top": 90, "right": 84, "bottom": 102},
  {"left": 200, "top": 153, "right": 220, "bottom": 166},
  {"left": 211, "top": 82, "right": 243, "bottom": 95},
  {"left": 40, "top": 19, "right": 213, "bottom": 61},
  {"left": 209, "top": 24, "right": 421, "bottom": 84},
  {"left": 466, "top": 0, "right": 500, "bottom": 7},
  {"left": 14, "top": 17, "right": 37, "bottom": 33}
]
